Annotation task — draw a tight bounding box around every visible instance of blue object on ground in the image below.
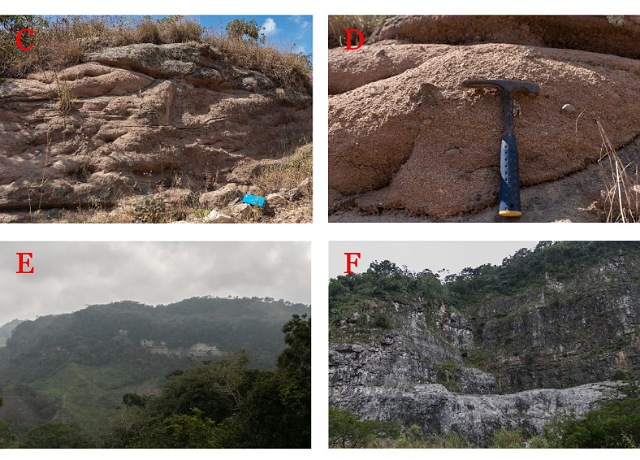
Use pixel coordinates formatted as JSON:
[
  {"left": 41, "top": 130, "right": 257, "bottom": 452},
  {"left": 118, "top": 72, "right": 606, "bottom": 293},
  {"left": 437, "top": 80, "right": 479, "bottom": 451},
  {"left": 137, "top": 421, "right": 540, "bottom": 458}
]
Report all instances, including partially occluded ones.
[{"left": 242, "top": 194, "right": 266, "bottom": 207}]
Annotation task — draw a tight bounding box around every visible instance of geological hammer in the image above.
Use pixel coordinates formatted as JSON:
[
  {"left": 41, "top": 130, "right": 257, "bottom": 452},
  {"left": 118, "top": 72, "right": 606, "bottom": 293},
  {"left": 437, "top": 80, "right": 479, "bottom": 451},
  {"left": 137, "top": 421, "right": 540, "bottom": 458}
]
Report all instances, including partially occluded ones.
[{"left": 462, "top": 79, "right": 539, "bottom": 217}]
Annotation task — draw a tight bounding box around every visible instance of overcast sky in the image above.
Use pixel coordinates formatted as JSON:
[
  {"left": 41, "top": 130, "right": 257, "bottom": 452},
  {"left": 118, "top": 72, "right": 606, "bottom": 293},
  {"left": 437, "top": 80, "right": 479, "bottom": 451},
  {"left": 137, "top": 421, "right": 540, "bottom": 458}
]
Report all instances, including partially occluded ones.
[
  {"left": 329, "top": 242, "right": 539, "bottom": 279},
  {"left": 0, "top": 242, "right": 310, "bottom": 326}
]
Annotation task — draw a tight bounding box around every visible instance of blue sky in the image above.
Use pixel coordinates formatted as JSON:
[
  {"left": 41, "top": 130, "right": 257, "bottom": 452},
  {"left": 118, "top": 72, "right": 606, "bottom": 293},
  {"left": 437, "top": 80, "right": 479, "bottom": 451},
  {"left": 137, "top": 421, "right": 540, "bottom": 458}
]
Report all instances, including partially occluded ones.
[
  {"left": 198, "top": 16, "right": 312, "bottom": 56},
  {"left": 40, "top": 15, "right": 312, "bottom": 58}
]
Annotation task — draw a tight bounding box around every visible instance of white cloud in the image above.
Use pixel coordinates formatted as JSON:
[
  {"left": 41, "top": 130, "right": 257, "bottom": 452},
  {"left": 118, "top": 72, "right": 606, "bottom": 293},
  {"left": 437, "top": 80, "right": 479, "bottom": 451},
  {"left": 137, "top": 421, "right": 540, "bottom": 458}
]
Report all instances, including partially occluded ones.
[
  {"left": 262, "top": 18, "right": 278, "bottom": 37},
  {"left": 292, "top": 44, "right": 306, "bottom": 54},
  {"left": 289, "top": 15, "right": 310, "bottom": 41},
  {"left": 289, "top": 15, "right": 309, "bottom": 30}
]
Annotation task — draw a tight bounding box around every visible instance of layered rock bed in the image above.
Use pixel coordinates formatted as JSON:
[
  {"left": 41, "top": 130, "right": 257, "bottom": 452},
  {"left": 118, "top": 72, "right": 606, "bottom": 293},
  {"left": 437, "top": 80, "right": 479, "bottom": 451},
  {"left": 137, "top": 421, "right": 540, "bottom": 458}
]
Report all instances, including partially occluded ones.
[
  {"left": 0, "top": 43, "right": 312, "bottom": 222},
  {"left": 329, "top": 15, "right": 640, "bottom": 222}
]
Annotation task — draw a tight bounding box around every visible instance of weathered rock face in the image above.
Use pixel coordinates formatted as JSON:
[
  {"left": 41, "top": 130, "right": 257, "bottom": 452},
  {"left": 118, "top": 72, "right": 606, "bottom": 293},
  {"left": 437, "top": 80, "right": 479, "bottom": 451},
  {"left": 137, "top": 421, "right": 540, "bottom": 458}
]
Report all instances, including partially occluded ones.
[
  {"left": 330, "top": 306, "right": 459, "bottom": 389},
  {"left": 330, "top": 382, "right": 620, "bottom": 446},
  {"left": 0, "top": 43, "right": 312, "bottom": 222},
  {"left": 470, "top": 254, "right": 640, "bottom": 393},
  {"left": 330, "top": 302, "right": 495, "bottom": 395},
  {"left": 369, "top": 16, "right": 640, "bottom": 60},
  {"left": 329, "top": 249, "right": 640, "bottom": 441},
  {"left": 329, "top": 42, "right": 640, "bottom": 219},
  {"left": 329, "top": 16, "right": 640, "bottom": 222}
]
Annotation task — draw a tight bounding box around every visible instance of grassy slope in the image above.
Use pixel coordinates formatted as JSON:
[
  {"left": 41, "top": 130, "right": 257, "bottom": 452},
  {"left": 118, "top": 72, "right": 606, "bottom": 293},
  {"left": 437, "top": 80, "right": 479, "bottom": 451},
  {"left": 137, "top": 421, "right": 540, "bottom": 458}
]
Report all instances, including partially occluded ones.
[{"left": 33, "top": 362, "right": 164, "bottom": 432}]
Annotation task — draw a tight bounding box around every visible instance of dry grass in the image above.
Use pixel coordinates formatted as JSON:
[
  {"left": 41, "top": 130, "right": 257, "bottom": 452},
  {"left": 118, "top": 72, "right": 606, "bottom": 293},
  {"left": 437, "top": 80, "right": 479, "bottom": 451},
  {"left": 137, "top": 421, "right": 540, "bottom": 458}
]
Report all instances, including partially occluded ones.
[
  {"left": 1, "top": 16, "right": 311, "bottom": 92},
  {"left": 328, "top": 15, "right": 390, "bottom": 48},
  {"left": 55, "top": 78, "right": 76, "bottom": 114},
  {"left": 597, "top": 121, "right": 639, "bottom": 223},
  {"left": 206, "top": 35, "right": 311, "bottom": 92},
  {"left": 253, "top": 143, "right": 312, "bottom": 194},
  {"left": 2, "top": 16, "right": 204, "bottom": 78}
]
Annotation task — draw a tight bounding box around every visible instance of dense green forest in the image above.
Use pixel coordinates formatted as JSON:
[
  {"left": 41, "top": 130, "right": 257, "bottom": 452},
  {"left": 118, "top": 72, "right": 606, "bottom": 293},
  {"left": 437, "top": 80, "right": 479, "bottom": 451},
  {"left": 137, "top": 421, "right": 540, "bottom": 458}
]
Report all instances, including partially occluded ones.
[
  {"left": 0, "top": 314, "right": 310, "bottom": 448},
  {"left": 0, "top": 297, "right": 310, "bottom": 447}
]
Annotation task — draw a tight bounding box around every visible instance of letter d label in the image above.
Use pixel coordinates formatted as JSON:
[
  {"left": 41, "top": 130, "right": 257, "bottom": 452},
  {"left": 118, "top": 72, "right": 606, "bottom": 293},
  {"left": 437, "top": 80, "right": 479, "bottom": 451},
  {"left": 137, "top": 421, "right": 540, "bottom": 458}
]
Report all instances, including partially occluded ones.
[{"left": 344, "top": 28, "right": 364, "bottom": 51}]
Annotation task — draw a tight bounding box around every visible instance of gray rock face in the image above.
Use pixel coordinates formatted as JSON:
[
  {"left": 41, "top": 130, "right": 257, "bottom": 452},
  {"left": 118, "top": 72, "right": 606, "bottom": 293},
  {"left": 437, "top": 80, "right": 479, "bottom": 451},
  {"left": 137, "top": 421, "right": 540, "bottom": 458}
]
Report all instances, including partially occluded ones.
[
  {"left": 330, "top": 381, "right": 620, "bottom": 446},
  {"left": 329, "top": 251, "right": 640, "bottom": 443},
  {"left": 434, "top": 305, "right": 474, "bottom": 350},
  {"left": 330, "top": 305, "right": 463, "bottom": 391},
  {"left": 471, "top": 258, "right": 640, "bottom": 392},
  {"left": 87, "top": 43, "right": 279, "bottom": 92},
  {"left": 455, "top": 367, "right": 496, "bottom": 394}
]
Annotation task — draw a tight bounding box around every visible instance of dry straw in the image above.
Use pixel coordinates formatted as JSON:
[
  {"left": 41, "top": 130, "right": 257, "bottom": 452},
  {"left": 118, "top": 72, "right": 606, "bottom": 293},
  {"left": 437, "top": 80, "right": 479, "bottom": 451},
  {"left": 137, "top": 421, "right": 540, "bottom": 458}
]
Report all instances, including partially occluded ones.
[{"left": 597, "top": 121, "right": 639, "bottom": 223}]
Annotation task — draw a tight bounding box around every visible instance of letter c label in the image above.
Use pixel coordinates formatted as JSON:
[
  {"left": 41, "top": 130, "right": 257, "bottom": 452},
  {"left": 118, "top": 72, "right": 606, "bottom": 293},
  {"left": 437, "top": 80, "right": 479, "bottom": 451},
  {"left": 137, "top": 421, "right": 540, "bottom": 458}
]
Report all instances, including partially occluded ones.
[{"left": 16, "top": 28, "right": 34, "bottom": 51}]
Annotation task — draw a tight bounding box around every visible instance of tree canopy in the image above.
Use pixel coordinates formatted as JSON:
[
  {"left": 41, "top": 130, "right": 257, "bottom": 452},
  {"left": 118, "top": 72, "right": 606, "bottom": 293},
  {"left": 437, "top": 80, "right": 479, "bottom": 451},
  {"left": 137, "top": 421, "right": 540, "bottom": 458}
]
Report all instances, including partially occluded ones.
[{"left": 100, "top": 314, "right": 311, "bottom": 448}]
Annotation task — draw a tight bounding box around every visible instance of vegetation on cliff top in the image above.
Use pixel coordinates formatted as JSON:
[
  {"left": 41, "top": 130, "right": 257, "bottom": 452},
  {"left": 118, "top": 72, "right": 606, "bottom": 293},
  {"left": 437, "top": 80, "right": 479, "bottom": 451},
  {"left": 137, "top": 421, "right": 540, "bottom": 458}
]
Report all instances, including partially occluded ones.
[
  {"left": 446, "top": 241, "right": 640, "bottom": 307},
  {"left": 0, "top": 15, "right": 311, "bottom": 90},
  {"left": 330, "top": 242, "right": 640, "bottom": 332},
  {"left": 329, "top": 259, "right": 448, "bottom": 337}
]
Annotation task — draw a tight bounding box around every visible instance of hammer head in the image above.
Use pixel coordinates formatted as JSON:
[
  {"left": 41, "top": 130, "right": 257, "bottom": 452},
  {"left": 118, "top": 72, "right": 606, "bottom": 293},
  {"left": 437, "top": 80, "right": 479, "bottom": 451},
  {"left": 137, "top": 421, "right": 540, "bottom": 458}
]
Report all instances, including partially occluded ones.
[{"left": 462, "top": 79, "right": 539, "bottom": 96}]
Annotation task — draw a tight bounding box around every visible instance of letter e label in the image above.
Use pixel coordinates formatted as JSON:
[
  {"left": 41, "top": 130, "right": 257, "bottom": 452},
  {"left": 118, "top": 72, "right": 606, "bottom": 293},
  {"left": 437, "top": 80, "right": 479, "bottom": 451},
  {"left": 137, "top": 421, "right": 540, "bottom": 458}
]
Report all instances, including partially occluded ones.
[{"left": 16, "top": 252, "right": 34, "bottom": 274}]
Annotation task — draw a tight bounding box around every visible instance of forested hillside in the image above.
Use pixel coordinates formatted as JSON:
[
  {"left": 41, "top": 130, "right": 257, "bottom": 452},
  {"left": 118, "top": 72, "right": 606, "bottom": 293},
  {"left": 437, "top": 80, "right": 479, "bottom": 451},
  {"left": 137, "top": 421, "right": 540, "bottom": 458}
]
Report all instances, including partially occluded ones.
[
  {"left": 0, "top": 297, "right": 310, "bottom": 448},
  {"left": 0, "top": 320, "right": 23, "bottom": 347},
  {"left": 329, "top": 242, "right": 640, "bottom": 447}
]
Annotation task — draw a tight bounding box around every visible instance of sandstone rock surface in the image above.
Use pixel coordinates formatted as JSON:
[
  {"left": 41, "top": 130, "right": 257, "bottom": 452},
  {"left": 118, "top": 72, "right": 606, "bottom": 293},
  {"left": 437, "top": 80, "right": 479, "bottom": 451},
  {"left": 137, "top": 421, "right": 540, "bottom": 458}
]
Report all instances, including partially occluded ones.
[
  {"left": 370, "top": 16, "right": 640, "bottom": 60},
  {"left": 329, "top": 16, "right": 640, "bottom": 222},
  {"left": 0, "top": 43, "right": 312, "bottom": 222}
]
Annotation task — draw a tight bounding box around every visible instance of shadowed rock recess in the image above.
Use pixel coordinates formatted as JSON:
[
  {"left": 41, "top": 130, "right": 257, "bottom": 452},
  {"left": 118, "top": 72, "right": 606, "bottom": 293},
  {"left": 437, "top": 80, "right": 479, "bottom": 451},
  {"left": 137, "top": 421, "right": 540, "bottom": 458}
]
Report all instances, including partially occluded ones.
[
  {"left": 329, "top": 242, "right": 640, "bottom": 445},
  {"left": 328, "top": 15, "right": 640, "bottom": 222},
  {"left": 0, "top": 43, "right": 312, "bottom": 222}
]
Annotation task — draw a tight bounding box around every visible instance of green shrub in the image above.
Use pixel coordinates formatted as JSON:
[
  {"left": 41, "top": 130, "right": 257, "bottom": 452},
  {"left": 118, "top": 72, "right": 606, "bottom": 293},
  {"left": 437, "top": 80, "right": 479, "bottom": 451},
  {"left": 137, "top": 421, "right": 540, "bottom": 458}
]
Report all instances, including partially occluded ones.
[
  {"left": 329, "top": 407, "right": 400, "bottom": 448},
  {"left": 373, "top": 314, "right": 391, "bottom": 329},
  {"left": 225, "top": 19, "right": 265, "bottom": 44},
  {"left": 543, "top": 396, "right": 640, "bottom": 448},
  {"left": 491, "top": 427, "right": 524, "bottom": 448},
  {"left": 528, "top": 435, "right": 550, "bottom": 448},
  {"left": 612, "top": 369, "right": 629, "bottom": 380}
]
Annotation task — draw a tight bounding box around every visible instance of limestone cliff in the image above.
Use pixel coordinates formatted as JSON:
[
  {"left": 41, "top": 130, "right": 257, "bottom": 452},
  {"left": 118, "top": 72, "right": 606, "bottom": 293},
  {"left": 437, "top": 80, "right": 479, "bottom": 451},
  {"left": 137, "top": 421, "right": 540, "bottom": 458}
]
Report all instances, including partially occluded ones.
[{"left": 329, "top": 242, "right": 640, "bottom": 444}]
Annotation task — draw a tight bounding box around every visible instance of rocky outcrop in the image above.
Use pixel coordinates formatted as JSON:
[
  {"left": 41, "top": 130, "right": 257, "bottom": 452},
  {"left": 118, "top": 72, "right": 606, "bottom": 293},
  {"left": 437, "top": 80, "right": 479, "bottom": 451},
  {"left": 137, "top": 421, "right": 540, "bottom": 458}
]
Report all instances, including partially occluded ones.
[
  {"left": 140, "top": 338, "right": 224, "bottom": 358},
  {"left": 330, "top": 325, "right": 456, "bottom": 387},
  {"left": 329, "top": 249, "right": 640, "bottom": 441},
  {"left": 369, "top": 16, "right": 640, "bottom": 59},
  {"left": 330, "top": 302, "right": 496, "bottom": 395},
  {"left": 329, "top": 16, "right": 640, "bottom": 222},
  {"left": 470, "top": 257, "right": 640, "bottom": 393},
  {"left": 0, "top": 43, "right": 311, "bottom": 222},
  {"left": 328, "top": 42, "right": 640, "bottom": 219},
  {"left": 330, "top": 381, "right": 621, "bottom": 446}
]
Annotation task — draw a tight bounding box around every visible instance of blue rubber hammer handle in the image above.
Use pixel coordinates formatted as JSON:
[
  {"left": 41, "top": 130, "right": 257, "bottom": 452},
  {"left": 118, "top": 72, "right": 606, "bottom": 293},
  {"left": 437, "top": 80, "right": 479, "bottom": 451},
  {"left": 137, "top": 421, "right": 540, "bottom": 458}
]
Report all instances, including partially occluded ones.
[
  {"left": 499, "top": 90, "right": 522, "bottom": 217},
  {"left": 462, "top": 79, "right": 539, "bottom": 217},
  {"left": 499, "top": 133, "right": 521, "bottom": 217}
]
